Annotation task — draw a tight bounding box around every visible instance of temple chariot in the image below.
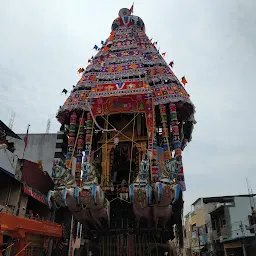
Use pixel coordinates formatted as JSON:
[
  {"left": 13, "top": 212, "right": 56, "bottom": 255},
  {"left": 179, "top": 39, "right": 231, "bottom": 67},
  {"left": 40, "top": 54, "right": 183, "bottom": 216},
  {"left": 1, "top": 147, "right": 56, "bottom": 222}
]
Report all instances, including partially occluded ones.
[{"left": 48, "top": 7, "right": 196, "bottom": 255}]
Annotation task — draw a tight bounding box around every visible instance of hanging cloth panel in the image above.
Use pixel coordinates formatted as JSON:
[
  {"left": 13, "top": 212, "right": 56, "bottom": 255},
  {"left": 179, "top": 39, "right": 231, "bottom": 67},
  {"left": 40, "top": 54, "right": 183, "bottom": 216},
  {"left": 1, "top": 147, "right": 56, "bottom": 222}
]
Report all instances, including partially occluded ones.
[
  {"left": 82, "top": 112, "right": 93, "bottom": 180},
  {"left": 151, "top": 107, "right": 159, "bottom": 182},
  {"left": 159, "top": 104, "right": 172, "bottom": 179},
  {"left": 66, "top": 112, "right": 77, "bottom": 169},
  {"left": 75, "top": 115, "right": 85, "bottom": 186},
  {"left": 169, "top": 103, "right": 186, "bottom": 191},
  {"left": 159, "top": 105, "right": 172, "bottom": 160},
  {"left": 145, "top": 98, "right": 154, "bottom": 158}
]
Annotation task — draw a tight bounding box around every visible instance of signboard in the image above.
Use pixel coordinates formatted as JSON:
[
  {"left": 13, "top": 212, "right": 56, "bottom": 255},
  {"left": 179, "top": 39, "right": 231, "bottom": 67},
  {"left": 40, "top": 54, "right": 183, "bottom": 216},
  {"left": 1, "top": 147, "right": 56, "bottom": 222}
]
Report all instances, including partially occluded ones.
[{"left": 23, "top": 183, "right": 47, "bottom": 205}]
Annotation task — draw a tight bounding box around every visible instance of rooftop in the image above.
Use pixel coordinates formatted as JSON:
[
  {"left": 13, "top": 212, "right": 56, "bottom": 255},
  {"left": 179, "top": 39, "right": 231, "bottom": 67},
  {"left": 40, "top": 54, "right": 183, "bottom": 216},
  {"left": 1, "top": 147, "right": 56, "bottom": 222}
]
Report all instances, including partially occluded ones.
[
  {"left": 192, "top": 194, "right": 256, "bottom": 206},
  {"left": 0, "top": 120, "right": 21, "bottom": 139}
]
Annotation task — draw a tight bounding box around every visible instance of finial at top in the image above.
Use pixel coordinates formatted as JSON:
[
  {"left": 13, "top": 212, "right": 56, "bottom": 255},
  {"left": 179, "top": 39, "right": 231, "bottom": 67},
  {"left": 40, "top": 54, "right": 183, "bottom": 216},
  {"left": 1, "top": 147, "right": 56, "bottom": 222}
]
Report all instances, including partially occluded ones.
[{"left": 119, "top": 8, "right": 131, "bottom": 18}]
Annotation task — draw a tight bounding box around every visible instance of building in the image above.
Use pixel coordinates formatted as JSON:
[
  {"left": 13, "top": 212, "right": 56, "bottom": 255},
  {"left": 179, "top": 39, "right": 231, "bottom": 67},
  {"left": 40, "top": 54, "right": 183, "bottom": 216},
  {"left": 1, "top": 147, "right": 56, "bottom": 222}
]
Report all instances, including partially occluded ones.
[
  {"left": 0, "top": 121, "right": 63, "bottom": 256},
  {"left": 12, "top": 126, "right": 67, "bottom": 176},
  {"left": 184, "top": 195, "right": 256, "bottom": 256}
]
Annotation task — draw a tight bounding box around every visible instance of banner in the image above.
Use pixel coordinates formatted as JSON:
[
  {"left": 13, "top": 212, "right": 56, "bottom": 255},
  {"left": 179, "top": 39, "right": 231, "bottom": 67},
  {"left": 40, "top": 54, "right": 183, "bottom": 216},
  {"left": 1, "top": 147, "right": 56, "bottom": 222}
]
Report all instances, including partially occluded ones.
[{"left": 23, "top": 183, "right": 47, "bottom": 205}]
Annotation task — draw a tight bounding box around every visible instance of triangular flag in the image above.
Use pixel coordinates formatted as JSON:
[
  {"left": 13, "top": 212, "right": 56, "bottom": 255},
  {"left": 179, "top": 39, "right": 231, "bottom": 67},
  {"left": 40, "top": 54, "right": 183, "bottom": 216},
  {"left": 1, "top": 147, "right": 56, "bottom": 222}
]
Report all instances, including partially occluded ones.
[
  {"left": 101, "top": 40, "right": 105, "bottom": 45},
  {"left": 78, "top": 68, "right": 84, "bottom": 74},
  {"left": 181, "top": 76, "right": 187, "bottom": 85},
  {"left": 169, "top": 61, "right": 174, "bottom": 68},
  {"left": 103, "top": 46, "right": 109, "bottom": 52},
  {"left": 130, "top": 3, "right": 134, "bottom": 14},
  {"left": 109, "top": 35, "right": 114, "bottom": 41},
  {"left": 62, "top": 88, "right": 68, "bottom": 94},
  {"left": 93, "top": 45, "right": 99, "bottom": 50},
  {"left": 88, "top": 59, "right": 91, "bottom": 63},
  {"left": 162, "top": 52, "right": 166, "bottom": 57},
  {"left": 110, "top": 31, "right": 114, "bottom": 36}
]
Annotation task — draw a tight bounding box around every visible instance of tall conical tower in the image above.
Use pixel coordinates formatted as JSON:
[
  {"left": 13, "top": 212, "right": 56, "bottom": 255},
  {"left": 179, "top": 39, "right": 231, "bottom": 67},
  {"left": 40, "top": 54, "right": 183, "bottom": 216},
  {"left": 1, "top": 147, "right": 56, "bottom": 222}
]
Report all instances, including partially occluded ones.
[
  {"left": 49, "top": 7, "right": 196, "bottom": 254},
  {"left": 57, "top": 7, "right": 195, "bottom": 190}
]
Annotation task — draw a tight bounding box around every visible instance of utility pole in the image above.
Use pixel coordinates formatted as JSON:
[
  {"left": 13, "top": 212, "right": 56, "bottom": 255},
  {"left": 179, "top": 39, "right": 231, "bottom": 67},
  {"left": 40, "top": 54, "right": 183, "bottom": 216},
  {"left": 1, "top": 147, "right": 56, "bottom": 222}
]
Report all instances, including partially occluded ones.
[
  {"left": 46, "top": 118, "right": 51, "bottom": 133},
  {"left": 8, "top": 111, "right": 15, "bottom": 130},
  {"left": 240, "top": 221, "right": 247, "bottom": 256}
]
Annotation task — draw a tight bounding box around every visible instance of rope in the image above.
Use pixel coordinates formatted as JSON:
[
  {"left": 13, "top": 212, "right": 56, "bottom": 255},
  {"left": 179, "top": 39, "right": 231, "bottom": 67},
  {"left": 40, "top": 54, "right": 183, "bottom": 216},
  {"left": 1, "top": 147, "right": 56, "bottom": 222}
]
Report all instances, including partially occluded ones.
[
  {"left": 92, "top": 113, "right": 140, "bottom": 155},
  {"left": 88, "top": 104, "right": 116, "bottom": 132},
  {"left": 128, "top": 113, "right": 136, "bottom": 184}
]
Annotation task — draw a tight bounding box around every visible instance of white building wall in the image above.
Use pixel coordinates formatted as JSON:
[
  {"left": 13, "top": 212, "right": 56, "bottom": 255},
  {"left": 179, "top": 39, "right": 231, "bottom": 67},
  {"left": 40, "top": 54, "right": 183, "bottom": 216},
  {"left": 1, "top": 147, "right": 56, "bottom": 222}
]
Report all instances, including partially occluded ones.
[
  {"left": 0, "top": 148, "right": 18, "bottom": 176},
  {"left": 228, "top": 196, "right": 254, "bottom": 239},
  {"left": 12, "top": 133, "right": 57, "bottom": 176}
]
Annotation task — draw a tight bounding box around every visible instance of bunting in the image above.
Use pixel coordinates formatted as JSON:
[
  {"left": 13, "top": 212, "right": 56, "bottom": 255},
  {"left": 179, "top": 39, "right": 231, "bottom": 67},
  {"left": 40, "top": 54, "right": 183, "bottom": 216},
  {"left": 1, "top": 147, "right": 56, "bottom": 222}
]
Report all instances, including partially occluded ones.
[
  {"left": 103, "top": 46, "right": 109, "bottom": 52},
  {"left": 181, "top": 76, "right": 187, "bottom": 85},
  {"left": 78, "top": 68, "right": 84, "bottom": 74},
  {"left": 62, "top": 88, "right": 68, "bottom": 94},
  {"left": 162, "top": 52, "right": 166, "bottom": 57},
  {"left": 93, "top": 45, "right": 99, "bottom": 50},
  {"left": 169, "top": 61, "right": 174, "bottom": 68}
]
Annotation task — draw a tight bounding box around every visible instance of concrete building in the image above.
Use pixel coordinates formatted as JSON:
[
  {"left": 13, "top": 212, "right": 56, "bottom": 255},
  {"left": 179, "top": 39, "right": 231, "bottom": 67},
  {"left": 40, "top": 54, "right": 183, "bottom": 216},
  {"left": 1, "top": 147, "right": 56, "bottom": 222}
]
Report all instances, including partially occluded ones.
[
  {"left": 12, "top": 128, "right": 67, "bottom": 176},
  {"left": 184, "top": 195, "right": 256, "bottom": 256},
  {"left": 0, "top": 120, "right": 62, "bottom": 256}
]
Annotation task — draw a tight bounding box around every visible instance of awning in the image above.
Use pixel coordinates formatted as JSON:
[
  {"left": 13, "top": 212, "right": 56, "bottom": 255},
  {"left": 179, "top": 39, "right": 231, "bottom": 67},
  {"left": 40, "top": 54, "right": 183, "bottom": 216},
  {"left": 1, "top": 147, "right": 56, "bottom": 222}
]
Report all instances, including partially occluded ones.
[{"left": 23, "top": 183, "right": 47, "bottom": 205}]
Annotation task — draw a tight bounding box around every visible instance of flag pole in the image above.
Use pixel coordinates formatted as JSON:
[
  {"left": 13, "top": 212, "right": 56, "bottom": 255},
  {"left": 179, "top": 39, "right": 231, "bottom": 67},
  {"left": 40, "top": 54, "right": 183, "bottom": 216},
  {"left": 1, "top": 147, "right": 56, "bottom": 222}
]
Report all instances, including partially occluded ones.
[{"left": 22, "top": 124, "right": 30, "bottom": 159}]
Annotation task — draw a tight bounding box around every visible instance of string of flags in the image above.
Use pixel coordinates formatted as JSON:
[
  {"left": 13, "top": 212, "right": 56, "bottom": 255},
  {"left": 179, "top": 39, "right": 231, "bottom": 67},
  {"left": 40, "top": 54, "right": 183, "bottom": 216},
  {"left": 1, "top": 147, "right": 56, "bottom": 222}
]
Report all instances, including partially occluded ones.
[
  {"left": 156, "top": 43, "right": 188, "bottom": 85},
  {"left": 76, "top": 27, "right": 188, "bottom": 87}
]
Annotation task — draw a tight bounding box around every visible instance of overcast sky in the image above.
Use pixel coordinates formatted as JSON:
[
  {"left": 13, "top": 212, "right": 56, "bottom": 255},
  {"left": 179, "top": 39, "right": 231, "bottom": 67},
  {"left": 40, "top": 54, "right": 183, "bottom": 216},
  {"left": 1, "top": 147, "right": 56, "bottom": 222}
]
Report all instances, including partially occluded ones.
[{"left": 1, "top": 0, "right": 256, "bottom": 214}]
